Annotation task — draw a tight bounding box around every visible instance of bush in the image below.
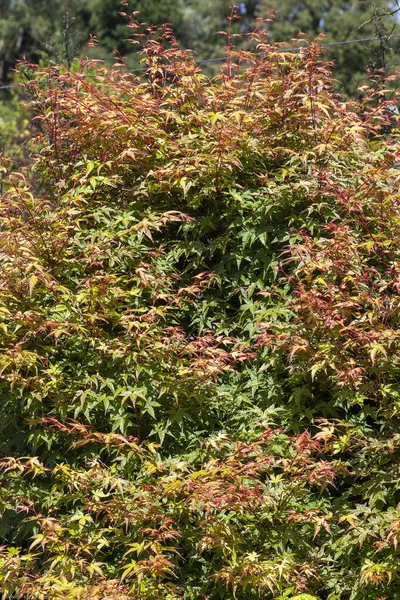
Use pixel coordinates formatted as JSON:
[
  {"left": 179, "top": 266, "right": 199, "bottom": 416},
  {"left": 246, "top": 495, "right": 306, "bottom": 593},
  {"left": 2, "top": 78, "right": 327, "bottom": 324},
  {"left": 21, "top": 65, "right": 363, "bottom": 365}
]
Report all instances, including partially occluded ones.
[{"left": 0, "top": 20, "right": 399, "bottom": 600}]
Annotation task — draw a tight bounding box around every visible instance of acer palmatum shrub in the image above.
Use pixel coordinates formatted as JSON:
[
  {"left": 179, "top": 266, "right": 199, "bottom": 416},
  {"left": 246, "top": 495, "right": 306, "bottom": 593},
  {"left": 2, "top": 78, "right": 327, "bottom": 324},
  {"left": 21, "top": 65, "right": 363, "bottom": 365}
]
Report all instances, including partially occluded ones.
[{"left": 0, "top": 17, "right": 399, "bottom": 600}]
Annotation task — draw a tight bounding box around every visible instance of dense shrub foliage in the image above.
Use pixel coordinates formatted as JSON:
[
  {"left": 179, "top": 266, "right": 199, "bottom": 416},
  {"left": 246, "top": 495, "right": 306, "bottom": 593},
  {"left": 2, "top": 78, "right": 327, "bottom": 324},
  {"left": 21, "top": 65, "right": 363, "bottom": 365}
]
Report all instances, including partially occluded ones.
[{"left": 0, "top": 21, "right": 400, "bottom": 600}]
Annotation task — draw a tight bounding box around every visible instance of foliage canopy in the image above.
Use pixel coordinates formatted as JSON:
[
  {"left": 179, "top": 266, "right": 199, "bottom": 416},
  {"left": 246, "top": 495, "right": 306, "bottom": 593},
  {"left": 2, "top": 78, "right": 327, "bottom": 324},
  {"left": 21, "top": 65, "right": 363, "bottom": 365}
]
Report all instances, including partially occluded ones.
[
  {"left": 0, "top": 18, "right": 400, "bottom": 600},
  {"left": 259, "top": 0, "right": 400, "bottom": 94},
  {"left": 1, "top": 0, "right": 400, "bottom": 92}
]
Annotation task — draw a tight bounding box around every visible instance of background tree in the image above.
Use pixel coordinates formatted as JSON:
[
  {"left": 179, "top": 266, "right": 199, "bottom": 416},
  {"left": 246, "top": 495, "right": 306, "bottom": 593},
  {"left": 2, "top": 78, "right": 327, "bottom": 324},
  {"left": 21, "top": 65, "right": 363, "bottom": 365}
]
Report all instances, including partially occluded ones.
[{"left": 0, "top": 0, "right": 187, "bottom": 80}]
